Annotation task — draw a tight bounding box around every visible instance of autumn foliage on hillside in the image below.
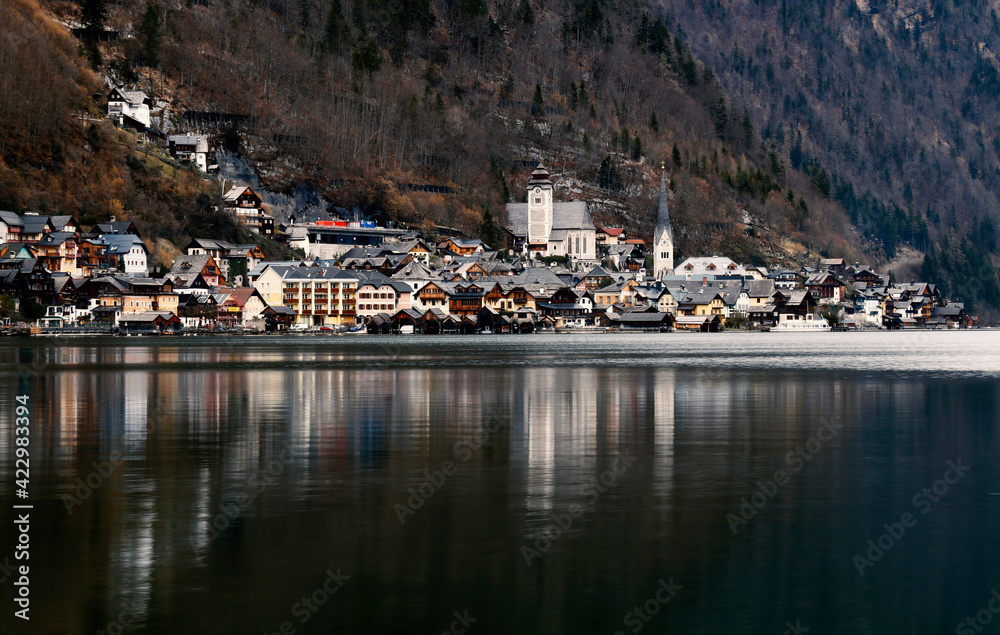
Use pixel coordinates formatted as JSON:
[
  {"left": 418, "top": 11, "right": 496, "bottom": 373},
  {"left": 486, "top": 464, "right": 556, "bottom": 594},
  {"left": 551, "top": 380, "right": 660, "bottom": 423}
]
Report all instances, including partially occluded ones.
[{"left": 0, "top": 0, "right": 284, "bottom": 265}]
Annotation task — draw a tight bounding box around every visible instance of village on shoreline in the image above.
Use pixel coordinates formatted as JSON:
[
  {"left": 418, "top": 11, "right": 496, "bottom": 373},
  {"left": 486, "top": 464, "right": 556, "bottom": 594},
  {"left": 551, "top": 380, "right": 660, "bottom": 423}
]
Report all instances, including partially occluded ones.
[
  {"left": 0, "top": 98, "right": 974, "bottom": 336},
  {"left": 0, "top": 214, "right": 970, "bottom": 337}
]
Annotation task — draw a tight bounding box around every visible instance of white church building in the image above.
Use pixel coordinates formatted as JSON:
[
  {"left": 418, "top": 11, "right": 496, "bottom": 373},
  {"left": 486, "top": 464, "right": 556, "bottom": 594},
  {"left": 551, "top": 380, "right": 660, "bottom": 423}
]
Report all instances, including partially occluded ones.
[{"left": 505, "top": 164, "right": 598, "bottom": 265}]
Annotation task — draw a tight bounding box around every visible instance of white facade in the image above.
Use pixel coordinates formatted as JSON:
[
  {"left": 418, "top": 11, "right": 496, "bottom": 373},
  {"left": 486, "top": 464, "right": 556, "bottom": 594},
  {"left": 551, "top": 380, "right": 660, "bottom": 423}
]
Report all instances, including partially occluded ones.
[
  {"left": 527, "top": 180, "right": 553, "bottom": 246},
  {"left": 124, "top": 245, "right": 147, "bottom": 274},
  {"left": 107, "top": 88, "right": 151, "bottom": 128},
  {"left": 676, "top": 257, "right": 745, "bottom": 278}
]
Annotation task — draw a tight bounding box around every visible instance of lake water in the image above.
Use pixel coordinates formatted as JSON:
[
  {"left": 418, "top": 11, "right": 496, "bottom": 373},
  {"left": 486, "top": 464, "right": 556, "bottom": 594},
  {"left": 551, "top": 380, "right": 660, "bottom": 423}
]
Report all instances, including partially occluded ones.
[{"left": 2, "top": 332, "right": 1000, "bottom": 634}]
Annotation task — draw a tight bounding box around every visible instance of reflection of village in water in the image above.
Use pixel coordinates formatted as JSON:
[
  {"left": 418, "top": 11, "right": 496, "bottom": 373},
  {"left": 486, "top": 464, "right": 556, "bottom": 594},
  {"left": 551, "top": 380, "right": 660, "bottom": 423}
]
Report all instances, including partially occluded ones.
[{"left": 2, "top": 337, "right": 996, "bottom": 632}]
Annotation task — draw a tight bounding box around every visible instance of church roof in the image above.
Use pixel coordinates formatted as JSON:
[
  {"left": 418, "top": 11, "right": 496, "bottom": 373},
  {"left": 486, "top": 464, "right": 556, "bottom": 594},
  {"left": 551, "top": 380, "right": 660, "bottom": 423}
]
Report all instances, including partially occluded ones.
[
  {"left": 656, "top": 171, "right": 671, "bottom": 230},
  {"left": 505, "top": 201, "right": 594, "bottom": 235},
  {"left": 527, "top": 163, "right": 552, "bottom": 186}
]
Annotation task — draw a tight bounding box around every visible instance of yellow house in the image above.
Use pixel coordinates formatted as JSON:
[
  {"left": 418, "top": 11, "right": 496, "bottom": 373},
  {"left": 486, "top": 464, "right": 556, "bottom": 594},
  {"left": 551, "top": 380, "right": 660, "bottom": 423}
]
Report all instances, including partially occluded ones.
[
  {"left": 594, "top": 279, "right": 638, "bottom": 307},
  {"left": 252, "top": 266, "right": 286, "bottom": 306},
  {"left": 677, "top": 290, "right": 725, "bottom": 316}
]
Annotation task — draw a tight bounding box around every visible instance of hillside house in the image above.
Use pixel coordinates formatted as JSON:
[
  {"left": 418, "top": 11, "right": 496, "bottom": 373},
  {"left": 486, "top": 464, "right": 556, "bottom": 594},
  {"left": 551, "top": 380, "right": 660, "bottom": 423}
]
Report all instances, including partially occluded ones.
[
  {"left": 167, "top": 134, "right": 211, "bottom": 171},
  {"left": 107, "top": 87, "right": 152, "bottom": 129},
  {"left": 223, "top": 186, "right": 274, "bottom": 235}
]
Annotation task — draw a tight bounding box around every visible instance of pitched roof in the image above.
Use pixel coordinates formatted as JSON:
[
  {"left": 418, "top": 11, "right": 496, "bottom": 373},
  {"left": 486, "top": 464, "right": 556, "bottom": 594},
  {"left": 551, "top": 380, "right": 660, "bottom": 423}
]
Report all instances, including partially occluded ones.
[
  {"left": 93, "top": 221, "right": 140, "bottom": 237},
  {"left": 505, "top": 201, "right": 595, "bottom": 235},
  {"left": 120, "top": 311, "right": 177, "bottom": 323},
  {"left": 187, "top": 238, "right": 236, "bottom": 251},
  {"left": 97, "top": 233, "right": 147, "bottom": 255},
  {"left": 746, "top": 279, "right": 775, "bottom": 298},
  {"left": 20, "top": 216, "right": 54, "bottom": 235},
  {"left": 223, "top": 186, "right": 252, "bottom": 202},
  {"left": 0, "top": 211, "right": 24, "bottom": 228},
  {"left": 599, "top": 227, "right": 625, "bottom": 236},
  {"left": 585, "top": 265, "right": 613, "bottom": 278},
  {"left": 47, "top": 216, "right": 77, "bottom": 231},
  {"left": 677, "top": 289, "right": 723, "bottom": 305},
  {"left": 36, "top": 232, "right": 75, "bottom": 247},
  {"left": 170, "top": 254, "right": 216, "bottom": 275}
]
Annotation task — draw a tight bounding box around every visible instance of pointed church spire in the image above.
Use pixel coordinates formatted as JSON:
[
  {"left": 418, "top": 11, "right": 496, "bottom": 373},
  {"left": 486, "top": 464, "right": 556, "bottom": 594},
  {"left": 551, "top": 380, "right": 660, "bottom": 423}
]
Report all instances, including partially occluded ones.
[
  {"left": 657, "top": 163, "right": 670, "bottom": 229},
  {"left": 653, "top": 161, "right": 674, "bottom": 280}
]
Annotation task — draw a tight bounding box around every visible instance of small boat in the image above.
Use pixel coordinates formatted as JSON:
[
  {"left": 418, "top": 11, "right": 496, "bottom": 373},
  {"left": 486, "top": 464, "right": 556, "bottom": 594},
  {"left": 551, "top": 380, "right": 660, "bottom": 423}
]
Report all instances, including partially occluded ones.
[{"left": 771, "top": 313, "right": 831, "bottom": 332}]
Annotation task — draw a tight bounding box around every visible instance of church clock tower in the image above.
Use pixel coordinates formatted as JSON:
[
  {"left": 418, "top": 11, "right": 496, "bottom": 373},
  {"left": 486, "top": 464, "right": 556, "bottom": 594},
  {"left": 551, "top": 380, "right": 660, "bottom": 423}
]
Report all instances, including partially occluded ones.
[
  {"left": 652, "top": 164, "right": 674, "bottom": 280},
  {"left": 526, "top": 163, "right": 553, "bottom": 250}
]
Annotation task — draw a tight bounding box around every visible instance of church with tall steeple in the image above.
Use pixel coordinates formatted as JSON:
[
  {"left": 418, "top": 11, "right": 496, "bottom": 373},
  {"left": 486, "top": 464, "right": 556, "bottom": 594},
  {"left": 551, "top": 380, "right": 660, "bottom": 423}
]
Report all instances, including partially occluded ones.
[{"left": 652, "top": 165, "right": 674, "bottom": 279}]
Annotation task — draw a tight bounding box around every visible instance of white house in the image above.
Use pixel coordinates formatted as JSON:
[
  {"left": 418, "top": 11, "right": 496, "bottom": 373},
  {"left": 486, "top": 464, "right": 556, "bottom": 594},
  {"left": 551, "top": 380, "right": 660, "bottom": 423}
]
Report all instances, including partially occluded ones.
[
  {"left": 98, "top": 234, "right": 149, "bottom": 275},
  {"left": 107, "top": 87, "right": 152, "bottom": 129},
  {"left": 0, "top": 211, "right": 24, "bottom": 242},
  {"left": 675, "top": 256, "right": 746, "bottom": 279},
  {"left": 167, "top": 134, "right": 210, "bottom": 171}
]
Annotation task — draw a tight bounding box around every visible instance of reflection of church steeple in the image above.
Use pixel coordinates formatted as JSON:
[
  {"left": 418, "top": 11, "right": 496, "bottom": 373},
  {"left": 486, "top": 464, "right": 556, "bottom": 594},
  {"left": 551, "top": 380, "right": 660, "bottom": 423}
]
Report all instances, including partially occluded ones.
[{"left": 653, "top": 163, "right": 674, "bottom": 280}]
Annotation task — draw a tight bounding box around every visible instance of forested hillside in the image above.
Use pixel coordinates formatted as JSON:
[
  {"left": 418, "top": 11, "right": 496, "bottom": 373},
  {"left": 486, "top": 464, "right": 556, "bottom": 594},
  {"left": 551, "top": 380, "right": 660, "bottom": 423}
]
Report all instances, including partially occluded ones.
[{"left": 2, "top": 0, "right": 999, "bottom": 317}]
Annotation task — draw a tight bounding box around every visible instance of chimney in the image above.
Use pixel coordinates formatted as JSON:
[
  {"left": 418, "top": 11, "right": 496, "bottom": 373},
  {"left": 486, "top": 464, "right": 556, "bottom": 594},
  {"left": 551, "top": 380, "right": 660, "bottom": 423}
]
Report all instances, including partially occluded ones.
[{"left": 702, "top": 276, "right": 708, "bottom": 286}]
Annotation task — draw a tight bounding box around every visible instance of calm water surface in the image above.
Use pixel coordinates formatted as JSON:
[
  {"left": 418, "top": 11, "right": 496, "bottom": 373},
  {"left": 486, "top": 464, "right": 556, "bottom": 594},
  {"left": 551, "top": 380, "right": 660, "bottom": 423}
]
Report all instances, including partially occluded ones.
[{"left": 1, "top": 332, "right": 999, "bottom": 634}]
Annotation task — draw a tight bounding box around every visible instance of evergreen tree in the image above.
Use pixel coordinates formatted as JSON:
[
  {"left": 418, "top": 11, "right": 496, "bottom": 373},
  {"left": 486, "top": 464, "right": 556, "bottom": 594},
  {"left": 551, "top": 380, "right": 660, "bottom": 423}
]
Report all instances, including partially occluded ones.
[
  {"left": 741, "top": 110, "right": 753, "bottom": 147},
  {"left": 325, "top": 0, "right": 351, "bottom": 54},
  {"left": 649, "top": 111, "right": 659, "bottom": 132},
  {"left": 352, "top": 37, "right": 382, "bottom": 73},
  {"left": 790, "top": 137, "right": 803, "bottom": 169},
  {"left": 20, "top": 298, "right": 46, "bottom": 323},
  {"left": 531, "top": 83, "right": 544, "bottom": 117},
  {"left": 139, "top": 1, "right": 161, "bottom": 67},
  {"left": 813, "top": 168, "right": 831, "bottom": 197},
  {"left": 516, "top": 0, "right": 535, "bottom": 25},
  {"left": 480, "top": 208, "right": 503, "bottom": 249},
  {"left": 489, "top": 156, "right": 510, "bottom": 203},
  {"left": 631, "top": 135, "right": 643, "bottom": 160},
  {"left": 80, "top": 0, "right": 106, "bottom": 64},
  {"left": 671, "top": 143, "right": 682, "bottom": 168}
]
